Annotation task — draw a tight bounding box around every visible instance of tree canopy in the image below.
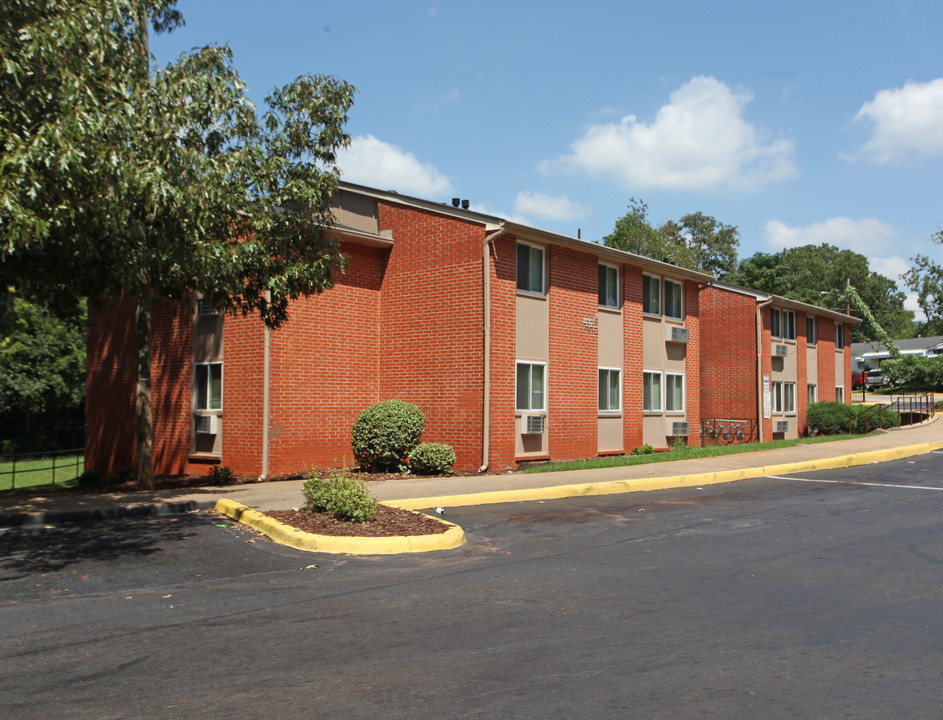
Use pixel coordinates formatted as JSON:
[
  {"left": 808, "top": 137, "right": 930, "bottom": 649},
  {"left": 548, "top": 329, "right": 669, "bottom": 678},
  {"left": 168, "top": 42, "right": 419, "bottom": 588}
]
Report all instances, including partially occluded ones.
[
  {"left": 604, "top": 201, "right": 740, "bottom": 279},
  {"left": 1, "top": 1, "right": 355, "bottom": 486},
  {"left": 903, "top": 230, "right": 943, "bottom": 335},
  {"left": 730, "top": 244, "right": 915, "bottom": 342}
]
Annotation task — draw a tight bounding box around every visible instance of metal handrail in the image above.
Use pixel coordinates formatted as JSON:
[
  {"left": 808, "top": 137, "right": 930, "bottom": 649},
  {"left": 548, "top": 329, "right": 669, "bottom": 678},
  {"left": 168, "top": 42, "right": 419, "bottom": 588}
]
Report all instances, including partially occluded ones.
[
  {"left": 847, "top": 393, "right": 935, "bottom": 434},
  {"left": 0, "top": 448, "right": 85, "bottom": 491}
]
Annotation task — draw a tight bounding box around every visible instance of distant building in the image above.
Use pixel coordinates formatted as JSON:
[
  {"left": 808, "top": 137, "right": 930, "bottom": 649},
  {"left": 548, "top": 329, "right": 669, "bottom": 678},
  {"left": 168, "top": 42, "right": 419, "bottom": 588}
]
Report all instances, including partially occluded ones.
[{"left": 851, "top": 336, "right": 943, "bottom": 370}]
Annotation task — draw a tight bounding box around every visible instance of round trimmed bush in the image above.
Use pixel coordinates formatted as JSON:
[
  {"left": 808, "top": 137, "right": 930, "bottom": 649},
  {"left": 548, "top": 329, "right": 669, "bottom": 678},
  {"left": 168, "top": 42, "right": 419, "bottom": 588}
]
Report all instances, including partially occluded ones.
[
  {"left": 351, "top": 399, "right": 425, "bottom": 472},
  {"left": 408, "top": 443, "right": 456, "bottom": 475}
]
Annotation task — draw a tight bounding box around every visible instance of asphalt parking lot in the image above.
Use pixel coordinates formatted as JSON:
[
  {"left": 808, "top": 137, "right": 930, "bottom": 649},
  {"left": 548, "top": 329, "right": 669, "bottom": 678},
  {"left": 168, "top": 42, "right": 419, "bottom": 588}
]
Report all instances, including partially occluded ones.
[{"left": 4, "top": 452, "right": 943, "bottom": 719}]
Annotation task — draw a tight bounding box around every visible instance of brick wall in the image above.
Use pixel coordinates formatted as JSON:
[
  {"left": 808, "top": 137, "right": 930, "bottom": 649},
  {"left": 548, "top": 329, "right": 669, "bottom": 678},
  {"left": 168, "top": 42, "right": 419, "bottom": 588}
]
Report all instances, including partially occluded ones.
[
  {"left": 683, "top": 279, "right": 702, "bottom": 446},
  {"left": 376, "top": 202, "right": 486, "bottom": 472},
  {"left": 547, "top": 245, "right": 598, "bottom": 461},
  {"left": 489, "top": 233, "right": 518, "bottom": 470},
  {"left": 817, "top": 316, "right": 836, "bottom": 402},
  {"left": 699, "top": 287, "right": 759, "bottom": 425}
]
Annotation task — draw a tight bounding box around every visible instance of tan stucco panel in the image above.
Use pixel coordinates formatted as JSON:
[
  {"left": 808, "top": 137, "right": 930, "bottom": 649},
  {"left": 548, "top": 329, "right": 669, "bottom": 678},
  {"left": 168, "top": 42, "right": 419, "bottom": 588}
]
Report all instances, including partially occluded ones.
[
  {"left": 516, "top": 294, "right": 549, "bottom": 360},
  {"left": 806, "top": 347, "right": 818, "bottom": 385},
  {"left": 598, "top": 416, "right": 624, "bottom": 452},
  {"left": 598, "top": 309, "right": 623, "bottom": 368},
  {"left": 835, "top": 350, "right": 846, "bottom": 388}
]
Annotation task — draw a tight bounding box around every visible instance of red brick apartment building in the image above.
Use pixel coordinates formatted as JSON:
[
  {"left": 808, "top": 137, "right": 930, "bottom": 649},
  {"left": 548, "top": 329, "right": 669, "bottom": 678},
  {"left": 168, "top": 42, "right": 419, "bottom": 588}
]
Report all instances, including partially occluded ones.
[
  {"left": 700, "top": 281, "right": 858, "bottom": 442},
  {"left": 85, "top": 183, "right": 854, "bottom": 479}
]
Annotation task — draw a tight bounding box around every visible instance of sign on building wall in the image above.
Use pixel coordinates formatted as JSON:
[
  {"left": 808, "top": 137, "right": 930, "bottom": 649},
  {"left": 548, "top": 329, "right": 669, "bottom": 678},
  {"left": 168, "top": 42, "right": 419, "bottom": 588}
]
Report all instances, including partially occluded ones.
[{"left": 763, "top": 373, "right": 771, "bottom": 419}]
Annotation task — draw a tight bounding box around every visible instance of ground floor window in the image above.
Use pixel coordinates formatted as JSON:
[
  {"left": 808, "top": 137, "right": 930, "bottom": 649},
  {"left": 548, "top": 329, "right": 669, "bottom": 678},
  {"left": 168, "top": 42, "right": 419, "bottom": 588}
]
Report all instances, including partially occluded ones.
[
  {"left": 836, "top": 386, "right": 845, "bottom": 403},
  {"left": 643, "top": 371, "right": 662, "bottom": 412},
  {"left": 194, "top": 362, "right": 222, "bottom": 410},
  {"left": 808, "top": 384, "right": 817, "bottom": 404},
  {"left": 772, "top": 381, "right": 783, "bottom": 413},
  {"left": 665, "top": 373, "right": 684, "bottom": 412},
  {"left": 516, "top": 362, "right": 546, "bottom": 411},
  {"left": 598, "top": 368, "right": 621, "bottom": 411},
  {"left": 784, "top": 382, "right": 796, "bottom": 413}
]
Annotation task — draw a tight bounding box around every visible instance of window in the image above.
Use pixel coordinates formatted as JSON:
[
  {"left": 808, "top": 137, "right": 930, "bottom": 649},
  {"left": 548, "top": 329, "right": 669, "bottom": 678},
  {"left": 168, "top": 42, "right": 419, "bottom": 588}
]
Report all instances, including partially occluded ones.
[
  {"left": 196, "top": 297, "right": 218, "bottom": 316},
  {"left": 771, "top": 308, "right": 781, "bottom": 338},
  {"left": 194, "top": 362, "right": 222, "bottom": 411},
  {"left": 784, "top": 382, "right": 796, "bottom": 413},
  {"left": 772, "top": 381, "right": 783, "bottom": 413},
  {"left": 783, "top": 311, "right": 796, "bottom": 340},
  {"left": 598, "top": 264, "right": 619, "bottom": 307},
  {"left": 664, "top": 280, "right": 683, "bottom": 320},
  {"left": 516, "top": 242, "right": 544, "bottom": 294},
  {"left": 598, "top": 368, "right": 621, "bottom": 411},
  {"left": 806, "top": 316, "right": 817, "bottom": 345},
  {"left": 836, "top": 386, "right": 845, "bottom": 403},
  {"left": 665, "top": 373, "right": 684, "bottom": 412},
  {"left": 808, "top": 384, "right": 817, "bottom": 404},
  {"left": 643, "top": 371, "right": 662, "bottom": 412},
  {"left": 643, "top": 275, "right": 661, "bottom": 314},
  {"left": 516, "top": 362, "right": 545, "bottom": 411},
  {"left": 835, "top": 322, "right": 845, "bottom": 349}
]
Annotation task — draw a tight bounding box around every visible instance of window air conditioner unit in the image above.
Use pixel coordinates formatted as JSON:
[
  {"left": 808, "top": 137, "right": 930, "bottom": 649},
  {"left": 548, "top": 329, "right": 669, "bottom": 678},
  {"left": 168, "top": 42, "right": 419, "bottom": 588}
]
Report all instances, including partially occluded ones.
[
  {"left": 668, "top": 421, "right": 691, "bottom": 436},
  {"left": 196, "top": 297, "right": 218, "bottom": 316},
  {"left": 666, "top": 326, "right": 689, "bottom": 344},
  {"left": 774, "top": 420, "right": 789, "bottom": 433},
  {"left": 522, "top": 415, "right": 546, "bottom": 434},
  {"left": 195, "top": 414, "right": 219, "bottom": 435},
  {"left": 774, "top": 344, "right": 788, "bottom": 357}
]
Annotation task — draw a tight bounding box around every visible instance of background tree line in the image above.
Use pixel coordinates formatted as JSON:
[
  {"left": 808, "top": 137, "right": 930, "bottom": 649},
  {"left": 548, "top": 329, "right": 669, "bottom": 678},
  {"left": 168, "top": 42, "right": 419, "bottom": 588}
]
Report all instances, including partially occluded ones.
[{"left": 604, "top": 198, "right": 936, "bottom": 342}]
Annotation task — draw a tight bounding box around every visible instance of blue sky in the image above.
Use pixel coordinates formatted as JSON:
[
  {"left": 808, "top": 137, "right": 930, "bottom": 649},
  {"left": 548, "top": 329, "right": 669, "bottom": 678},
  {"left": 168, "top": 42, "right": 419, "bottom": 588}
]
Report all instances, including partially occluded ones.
[{"left": 152, "top": 0, "right": 943, "bottom": 317}]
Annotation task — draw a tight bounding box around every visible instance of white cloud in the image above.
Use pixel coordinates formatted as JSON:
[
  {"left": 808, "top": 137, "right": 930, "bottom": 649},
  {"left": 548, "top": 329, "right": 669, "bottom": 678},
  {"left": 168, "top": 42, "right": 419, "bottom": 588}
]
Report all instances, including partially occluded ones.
[
  {"left": 513, "top": 191, "right": 590, "bottom": 221},
  {"left": 853, "top": 78, "right": 943, "bottom": 164},
  {"left": 337, "top": 135, "right": 453, "bottom": 197},
  {"left": 764, "top": 217, "right": 896, "bottom": 255},
  {"left": 868, "top": 255, "right": 911, "bottom": 283},
  {"left": 540, "top": 76, "right": 796, "bottom": 191}
]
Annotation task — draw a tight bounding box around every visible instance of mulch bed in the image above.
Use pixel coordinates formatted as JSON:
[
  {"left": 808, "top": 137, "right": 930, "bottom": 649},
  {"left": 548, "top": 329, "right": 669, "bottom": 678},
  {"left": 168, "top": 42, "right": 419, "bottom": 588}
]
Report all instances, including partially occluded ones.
[{"left": 266, "top": 504, "right": 449, "bottom": 537}]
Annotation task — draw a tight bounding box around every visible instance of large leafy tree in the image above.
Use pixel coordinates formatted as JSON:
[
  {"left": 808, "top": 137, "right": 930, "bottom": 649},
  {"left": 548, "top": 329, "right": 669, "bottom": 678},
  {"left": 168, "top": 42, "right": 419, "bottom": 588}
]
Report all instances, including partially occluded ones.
[
  {"left": 731, "top": 244, "right": 915, "bottom": 342},
  {"left": 903, "top": 231, "right": 943, "bottom": 335},
  {"left": 604, "top": 201, "right": 740, "bottom": 278},
  {"left": 1, "top": 1, "right": 355, "bottom": 487}
]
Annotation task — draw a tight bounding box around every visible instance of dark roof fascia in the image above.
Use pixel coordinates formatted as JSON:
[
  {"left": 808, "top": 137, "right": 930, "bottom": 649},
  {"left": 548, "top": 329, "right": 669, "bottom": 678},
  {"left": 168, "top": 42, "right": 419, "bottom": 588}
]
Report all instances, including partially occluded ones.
[
  {"left": 329, "top": 224, "right": 394, "bottom": 248},
  {"left": 710, "top": 280, "right": 861, "bottom": 325}
]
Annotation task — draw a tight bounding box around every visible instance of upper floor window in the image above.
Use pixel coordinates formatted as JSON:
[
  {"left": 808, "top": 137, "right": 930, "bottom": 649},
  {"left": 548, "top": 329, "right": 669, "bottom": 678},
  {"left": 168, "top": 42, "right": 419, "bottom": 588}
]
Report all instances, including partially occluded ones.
[
  {"left": 806, "top": 316, "right": 817, "bottom": 345},
  {"left": 598, "top": 264, "right": 619, "bottom": 308},
  {"left": 516, "top": 242, "right": 545, "bottom": 294},
  {"left": 835, "top": 322, "right": 845, "bottom": 349},
  {"left": 664, "top": 280, "right": 683, "bottom": 320},
  {"left": 642, "top": 275, "right": 660, "bottom": 315},
  {"left": 771, "top": 308, "right": 796, "bottom": 340}
]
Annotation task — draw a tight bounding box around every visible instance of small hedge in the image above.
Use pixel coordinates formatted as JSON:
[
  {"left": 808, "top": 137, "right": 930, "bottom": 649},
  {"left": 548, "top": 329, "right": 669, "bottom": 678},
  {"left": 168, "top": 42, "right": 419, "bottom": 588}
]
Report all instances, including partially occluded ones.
[
  {"left": 351, "top": 399, "right": 425, "bottom": 472},
  {"left": 302, "top": 469, "right": 377, "bottom": 522},
  {"left": 807, "top": 401, "right": 899, "bottom": 435},
  {"left": 409, "top": 443, "right": 456, "bottom": 475}
]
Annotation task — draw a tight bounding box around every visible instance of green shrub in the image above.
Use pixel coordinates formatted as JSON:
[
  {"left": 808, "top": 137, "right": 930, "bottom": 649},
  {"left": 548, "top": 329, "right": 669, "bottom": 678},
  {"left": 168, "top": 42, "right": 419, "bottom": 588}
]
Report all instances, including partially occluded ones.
[
  {"left": 806, "top": 401, "right": 857, "bottom": 435},
  {"left": 78, "top": 470, "right": 103, "bottom": 487},
  {"left": 408, "top": 443, "right": 456, "bottom": 475},
  {"left": 631, "top": 444, "right": 655, "bottom": 455},
  {"left": 116, "top": 465, "right": 135, "bottom": 484},
  {"left": 302, "top": 469, "right": 377, "bottom": 522},
  {"left": 882, "top": 356, "right": 943, "bottom": 391},
  {"left": 351, "top": 399, "right": 425, "bottom": 472},
  {"left": 207, "top": 465, "right": 234, "bottom": 483}
]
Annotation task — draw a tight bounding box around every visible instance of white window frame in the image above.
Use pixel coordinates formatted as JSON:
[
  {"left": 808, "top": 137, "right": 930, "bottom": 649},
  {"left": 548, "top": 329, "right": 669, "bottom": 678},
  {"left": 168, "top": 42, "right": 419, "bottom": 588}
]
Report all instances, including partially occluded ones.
[
  {"left": 782, "top": 310, "right": 796, "bottom": 340},
  {"left": 835, "top": 322, "right": 845, "bottom": 349},
  {"left": 808, "top": 384, "right": 817, "bottom": 404},
  {"left": 771, "top": 380, "right": 783, "bottom": 413},
  {"left": 194, "top": 362, "right": 223, "bottom": 411},
  {"left": 806, "top": 316, "right": 817, "bottom": 345},
  {"left": 771, "top": 308, "right": 781, "bottom": 338},
  {"left": 516, "top": 241, "right": 545, "bottom": 295},
  {"left": 598, "top": 264, "right": 620, "bottom": 308},
  {"left": 665, "top": 372, "right": 684, "bottom": 412},
  {"left": 598, "top": 367, "right": 622, "bottom": 412},
  {"left": 516, "top": 361, "right": 546, "bottom": 412},
  {"left": 643, "top": 371, "right": 662, "bottom": 412},
  {"left": 642, "top": 274, "right": 661, "bottom": 315},
  {"left": 836, "top": 386, "right": 845, "bottom": 403},
  {"left": 664, "top": 279, "right": 683, "bottom": 321},
  {"left": 784, "top": 382, "right": 796, "bottom": 414}
]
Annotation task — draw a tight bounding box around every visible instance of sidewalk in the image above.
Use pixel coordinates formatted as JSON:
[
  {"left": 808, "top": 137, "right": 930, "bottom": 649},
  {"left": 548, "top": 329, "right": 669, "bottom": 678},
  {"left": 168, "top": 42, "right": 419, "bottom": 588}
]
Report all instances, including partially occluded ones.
[{"left": 1, "top": 417, "right": 940, "bottom": 528}]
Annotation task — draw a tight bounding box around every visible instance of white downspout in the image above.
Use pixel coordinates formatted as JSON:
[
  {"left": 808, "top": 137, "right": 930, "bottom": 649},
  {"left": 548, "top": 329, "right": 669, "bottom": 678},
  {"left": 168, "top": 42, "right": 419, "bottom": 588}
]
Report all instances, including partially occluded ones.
[
  {"left": 756, "top": 297, "right": 772, "bottom": 443},
  {"left": 480, "top": 227, "right": 506, "bottom": 472}
]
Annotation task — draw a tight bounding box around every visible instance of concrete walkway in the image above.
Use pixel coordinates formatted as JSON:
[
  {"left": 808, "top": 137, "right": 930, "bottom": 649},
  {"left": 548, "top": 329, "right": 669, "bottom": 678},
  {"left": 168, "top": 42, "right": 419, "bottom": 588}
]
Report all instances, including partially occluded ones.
[{"left": 1, "top": 417, "right": 940, "bottom": 527}]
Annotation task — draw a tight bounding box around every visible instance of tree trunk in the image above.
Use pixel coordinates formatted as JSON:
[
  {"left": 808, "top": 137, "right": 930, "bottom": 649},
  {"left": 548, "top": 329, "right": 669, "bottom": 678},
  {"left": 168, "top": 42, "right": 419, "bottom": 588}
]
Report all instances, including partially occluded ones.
[{"left": 135, "top": 290, "right": 155, "bottom": 490}]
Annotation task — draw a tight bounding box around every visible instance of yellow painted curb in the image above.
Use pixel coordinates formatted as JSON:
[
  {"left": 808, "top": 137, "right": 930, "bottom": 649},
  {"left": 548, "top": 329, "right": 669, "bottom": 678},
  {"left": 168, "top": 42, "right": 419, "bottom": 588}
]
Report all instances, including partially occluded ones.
[
  {"left": 214, "top": 499, "right": 466, "bottom": 555},
  {"left": 387, "top": 439, "right": 943, "bottom": 511}
]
